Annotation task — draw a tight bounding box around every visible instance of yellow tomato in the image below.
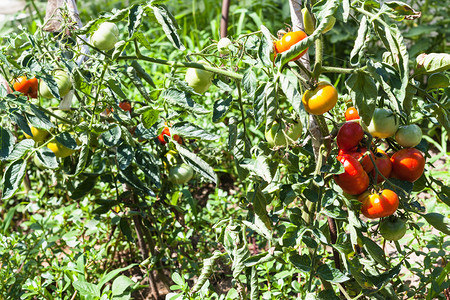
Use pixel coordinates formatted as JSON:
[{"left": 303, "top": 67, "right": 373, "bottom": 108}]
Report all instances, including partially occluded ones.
[
  {"left": 47, "top": 141, "right": 76, "bottom": 158},
  {"left": 302, "top": 82, "right": 338, "bottom": 115},
  {"left": 24, "top": 126, "right": 49, "bottom": 143}
]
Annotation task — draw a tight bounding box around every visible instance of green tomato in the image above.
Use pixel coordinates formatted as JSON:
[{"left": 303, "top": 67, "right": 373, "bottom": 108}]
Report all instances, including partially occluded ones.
[
  {"left": 185, "top": 61, "right": 213, "bottom": 94},
  {"left": 91, "top": 22, "right": 119, "bottom": 51},
  {"left": 395, "top": 124, "right": 422, "bottom": 147},
  {"left": 39, "top": 69, "right": 72, "bottom": 99},
  {"left": 367, "top": 108, "right": 399, "bottom": 139},
  {"left": 217, "top": 37, "right": 232, "bottom": 55},
  {"left": 301, "top": 8, "right": 315, "bottom": 35},
  {"left": 169, "top": 163, "right": 194, "bottom": 184},
  {"left": 379, "top": 218, "right": 407, "bottom": 241},
  {"left": 265, "top": 119, "right": 303, "bottom": 147}
]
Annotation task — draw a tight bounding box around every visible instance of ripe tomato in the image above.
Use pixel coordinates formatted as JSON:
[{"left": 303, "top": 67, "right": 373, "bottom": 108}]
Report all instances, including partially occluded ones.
[
  {"left": 390, "top": 148, "right": 425, "bottom": 182},
  {"left": 158, "top": 126, "right": 182, "bottom": 145},
  {"left": 379, "top": 217, "right": 407, "bottom": 241},
  {"left": 337, "top": 122, "right": 364, "bottom": 151},
  {"left": 370, "top": 148, "right": 392, "bottom": 183},
  {"left": 334, "top": 154, "right": 370, "bottom": 195},
  {"left": 274, "top": 30, "right": 308, "bottom": 60},
  {"left": 302, "top": 82, "right": 338, "bottom": 115},
  {"left": 395, "top": 124, "right": 422, "bottom": 148},
  {"left": 119, "top": 101, "right": 132, "bottom": 112},
  {"left": 91, "top": 22, "right": 119, "bottom": 51},
  {"left": 39, "top": 69, "right": 72, "bottom": 99},
  {"left": 345, "top": 107, "right": 360, "bottom": 121},
  {"left": 24, "top": 126, "right": 49, "bottom": 143},
  {"left": 359, "top": 189, "right": 399, "bottom": 219},
  {"left": 217, "top": 37, "right": 232, "bottom": 55},
  {"left": 47, "top": 141, "right": 76, "bottom": 158},
  {"left": 265, "top": 119, "right": 302, "bottom": 147},
  {"left": 338, "top": 147, "right": 374, "bottom": 173},
  {"left": 13, "top": 76, "right": 38, "bottom": 98},
  {"left": 168, "top": 163, "right": 193, "bottom": 184},
  {"left": 185, "top": 61, "right": 213, "bottom": 94},
  {"left": 367, "top": 108, "right": 399, "bottom": 139}
]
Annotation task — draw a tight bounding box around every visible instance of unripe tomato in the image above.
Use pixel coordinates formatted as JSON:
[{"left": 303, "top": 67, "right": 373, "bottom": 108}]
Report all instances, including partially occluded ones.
[
  {"left": 301, "top": 8, "right": 315, "bottom": 35},
  {"left": 367, "top": 108, "right": 398, "bottom": 139},
  {"left": 39, "top": 69, "right": 72, "bottom": 99},
  {"left": 345, "top": 107, "right": 360, "bottom": 121},
  {"left": 302, "top": 82, "right": 338, "bottom": 115},
  {"left": 185, "top": 61, "right": 213, "bottom": 94},
  {"left": 338, "top": 147, "right": 374, "bottom": 173},
  {"left": 47, "top": 141, "right": 76, "bottom": 158},
  {"left": 370, "top": 148, "right": 392, "bottom": 184},
  {"left": 168, "top": 163, "right": 193, "bottom": 184},
  {"left": 24, "top": 126, "right": 49, "bottom": 143},
  {"left": 334, "top": 154, "right": 370, "bottom": 195},
  {"left": 119, "top": 101, "right": 132, "bottom": 112},
  {"left": 158, "top": 126, "right": 182, "bottom": 145},
  {"left": 265, "top": 119, "right": 302, "bottom": 147},
  {"left": 395, "top": 124, "right": 422, "bottom": 148},
  {"left": 274, "top": 30, "right": 308, "bottom": 61},
  {"left": 91, "top": 22, "right": 119, "bottom": 51},
  {"left": 379, "top": 217, "right": 407, "bottom": 241},
  {"left": 359, "top": 189, "right": 399, "bottom": 219},
  {"left": 337, "top": 122, "right": 364, "bottom": 151},
  {"left": 13, "top": 76, "right": 38, "bottom": 98},
  {"left": 390, "top": 148, "right": 425, "bottom": 182},
  {"left": 217, "top": 37, "right": 232, "bottom": 55}
]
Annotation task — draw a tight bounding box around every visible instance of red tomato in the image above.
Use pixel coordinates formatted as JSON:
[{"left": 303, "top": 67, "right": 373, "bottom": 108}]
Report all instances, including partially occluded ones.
[
  {"left": 157, "top": 126, "right": 182, "bottom": 145},
  {"left": 359, "top": 189, "right": 399, "bottom": 219},
  {"left": 371, "top": 149, "right": 392, "bottom": 183},
  {"left": 119, "top": 101, "right": 132, "bottom": 112},
  {"left": 338, "top": 147, "right": 374, "bottom": 173},
  {"left": 345, "top": 107, "right": 360, "bottom": 121},
  {"left": 274, "top": 30, "right": 308, "bottom": 60},
  {"left": 336, "top": 122, "right": 364, "bottom": 151},
  {"left": 13, "top": 76, "right": 38, "bottom": 98},
  {"left": 334, "top": 154, "right": 370, "bottom": 195},
  {"left": 390, "top": 148, "right": 425, "bottom": 182}
]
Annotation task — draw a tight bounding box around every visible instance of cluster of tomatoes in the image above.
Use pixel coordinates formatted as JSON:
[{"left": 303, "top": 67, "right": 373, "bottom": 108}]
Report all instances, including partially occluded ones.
[{"left": 334, "top": 107, "right": 426, "bottom": 223}]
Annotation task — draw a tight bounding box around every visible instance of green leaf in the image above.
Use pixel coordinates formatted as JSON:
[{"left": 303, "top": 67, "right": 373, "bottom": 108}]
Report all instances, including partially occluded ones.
[
  {"left": 191, "top": 251, "right": 223, "bottom": 294},
  {"left": 71, "top": 176, "right": 98, "bottom": 200},
  {"left": 56, "top": 132, "right": 78, "bottom": 150},
  {"left": 98, "top": 264, "right": 138, "bottom": 288},
  {"left": 36, "top": 147, "right": 58, "bottom": 169},
  {"left": 118, "top": 167, "right": 155, "bottom": 196},
  {"left": 73, "top": 143, "right": 90, "bottom": 176},
  {"left": 258, "top": 26, "right": 274, "bottom": 67},
  {"left": 140, "top": 107, "right": 160, "bottom": 129},
  {"left": 345, "top": 71, "right": 377, "bottom": 125},
  {"left": 362, "top": 236, "right": 388, "bottom": 268},
  {"left": 72, "top": 281, "right": 100, "bottom": 297},
  {"left": 127, "top": 5, "right": 144, "bottom": 38},
  {"left": 117, "top": 144, "right": 134, "bottom": 170},
  {"left": 383, "top": 1, "right": 421, "bottom": 21},
  {"left": 131, "top": 60, "right": 156, "bottom": 88},
  {"left": 415, "top": 53, "right": 450, "bottom": 75},
  {"left": 1, "top": 127, "right": 17, "bottom": 161},
  {"left": 175, "top": 144, "right": 216, "bottom": 184},
  {"left": 112, "top": 275, "right": 135, "bottom": 296},
  {"left": 171, "top": 272, "right": 184, "bottom": 286},
  {"left": 101, "top": 125, "right": 122, "bottom": 147},
  {"left": 127, "top": 66, "right": 151, "bottom": 103},
  {"left": 253, "top": 84, "right": 266, "bottom": 129},
  {"left": 316, "top": 264, "right": 350, "bottom": 283},
  {"left": 279, "top": 74, "right": 308, "bottom": 127},
  {"left": 163, "top": 88, "right": 210, "bottom": 114},
  {"left": 134, "top": 149, "right": 160, "bottom": 188},
  {"left": 150, "top": 5, "right": 185, "bottom": 50},
  {"left": 171, "top": 121, "right": 220, "bottom": 141},
  {"left": 1, "top": 159, "right": 27, "bottom": 200},
  {"left": 6, "top": 139, "right": 34, "bottom": 161},
  {"left": 119, "top": 217, "right": 135, "bottom": 243},
  {"left": 289, "top": 252, "right": 311, "bottom": 272},
  {"left": 212, "top": 96, "right": 233, "bottom": 123},
  {"left": 350, "top": 16, "right": 369, "bottom": 66},
  {"left": 242, "top": 69, "right": 257, "bottom": 97},
  {"left": 107, "top": 78, "right": 128, "bottom": 99},
  {"left": 250, "top": 186, "right": 272, "bottom": 233},
  {"left": 423, "top": 213, "right": 450, "bottom": 235}
]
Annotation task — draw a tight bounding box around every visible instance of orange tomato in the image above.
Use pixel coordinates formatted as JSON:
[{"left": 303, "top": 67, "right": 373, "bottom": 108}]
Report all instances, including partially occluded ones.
[
  {"left": 345, "top": 107, "right": 360, "bottom": 121},
  {"left": 302, "top": 82, "right": 338, "bottom": 115},
  {"left": 13, "top": 76, "right": 38, "bottom": 98},
  {"left": 119, "top": 101, "right": 132, "bottom": 112},
  {"left": 390, "top": 148, "right": 425, "bottom": 182},
  {"left": 274, "top": 31, "right": 308, "bottom": 60},
  {"left": 359, "top": 189, "right": 399, "bottom": 219},
  {"left": 157, "top": 126, "right": 182, "bottom": 145}
]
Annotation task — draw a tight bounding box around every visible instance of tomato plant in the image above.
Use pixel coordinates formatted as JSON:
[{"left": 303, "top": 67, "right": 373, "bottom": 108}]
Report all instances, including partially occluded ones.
[
  {"left": 371, "top": 148, "right": 392, "bottom": 184},
  {"left": 390, "top": 148, "right": 425, "bottom": 182},
  {"left": 91, "top": 22, "right": 119, "bottom": 51},
  {"left": 367, "top": 108, "right": 399, "bottom": 138},
  {"left": 379, "top": 217, "right": 407, "bottom": 241},
  {"left": 302, "top": 82, "right": 338, "bottom": 115},
  {"left": 168, "top": 163, "right": 194, "bottom": 184},
  {"left": 336, "top": 121, "right": 364, "bottom": 150},
  {"left": 345, "top": 106, "right": 360, "bottom": 121},
  {"left": 334, "top": 154, "right": 369, "bottom": 195},
  {"left": 359, "top": 189, "right": 399, "bottom": 219},
  {"left": 12, "top": 76, "right": 38, "bottom": 98},
  {"left": 395, "top": 124, "right": 422, "bottom": 147},
  {"left": 274, "top": 30, "right": 308, "bottom": 60}
]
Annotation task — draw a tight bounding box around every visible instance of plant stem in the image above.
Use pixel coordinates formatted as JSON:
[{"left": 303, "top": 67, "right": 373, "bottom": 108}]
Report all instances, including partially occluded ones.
[{"left": 312, "top": 36, "right": 323, "bottom": 80}]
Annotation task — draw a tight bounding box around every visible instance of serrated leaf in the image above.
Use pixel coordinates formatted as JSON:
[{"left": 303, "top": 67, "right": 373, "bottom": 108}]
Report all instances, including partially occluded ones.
[
  {"left": 163, "top": 88, "right": 210, "bottom": 114},
  {"left": 134, "top": 149, "right": 160, "bottom": 188},
  {"left": 0, "top": 127, "right": 16, "bottom": 161},
  {"left": 212, "top": 96, "right": 233, "bottom": 123},
  {"left": 151, "top": 5, "right": 185, "bottom": 50},
  {"left": 55, "top": 132, "right": 78, "bottom": 150},
  {"left": 242, "top": 69, "right": 257, "bottom": 97},
  {"left": 345, "top": 72, "right": 377, "bottom": 125},
  {"left": 127, "top": 66, "right": 151, "bottom": 103},
  {"left": 350, "top": 16, "right": 369, "bottom": 66},
  {"left": 73, "top": 143, "right": 90, "bottom": 176},
  {"left": 288, "top": 252, "right": 311, "bottom": 272},
  {"left": 253, "top": 84, "right": 266, "bottom": 128},
  {"left": 6, "top": 139, "right": 34, "bottom": 161},
  {"left": 171, "top": 121, "right": 219, "bottom": 141},
  {"left": 1, "top": 159, "right": 27, "bottom": 199},
  {"left": 127, "top": 4, "right": 143, "bottom": 38},
  {"left": 175, "top": 144, "right": 216, "bottom": 184},
  {"left": 191, "top": 251, "right": 223, "bottom": 294},
  {"left": 279, "top": 74, "right": 308, "bottom": 126},
  {"left": 362, "top": 236, "right": 388, "bottom": 267}
]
